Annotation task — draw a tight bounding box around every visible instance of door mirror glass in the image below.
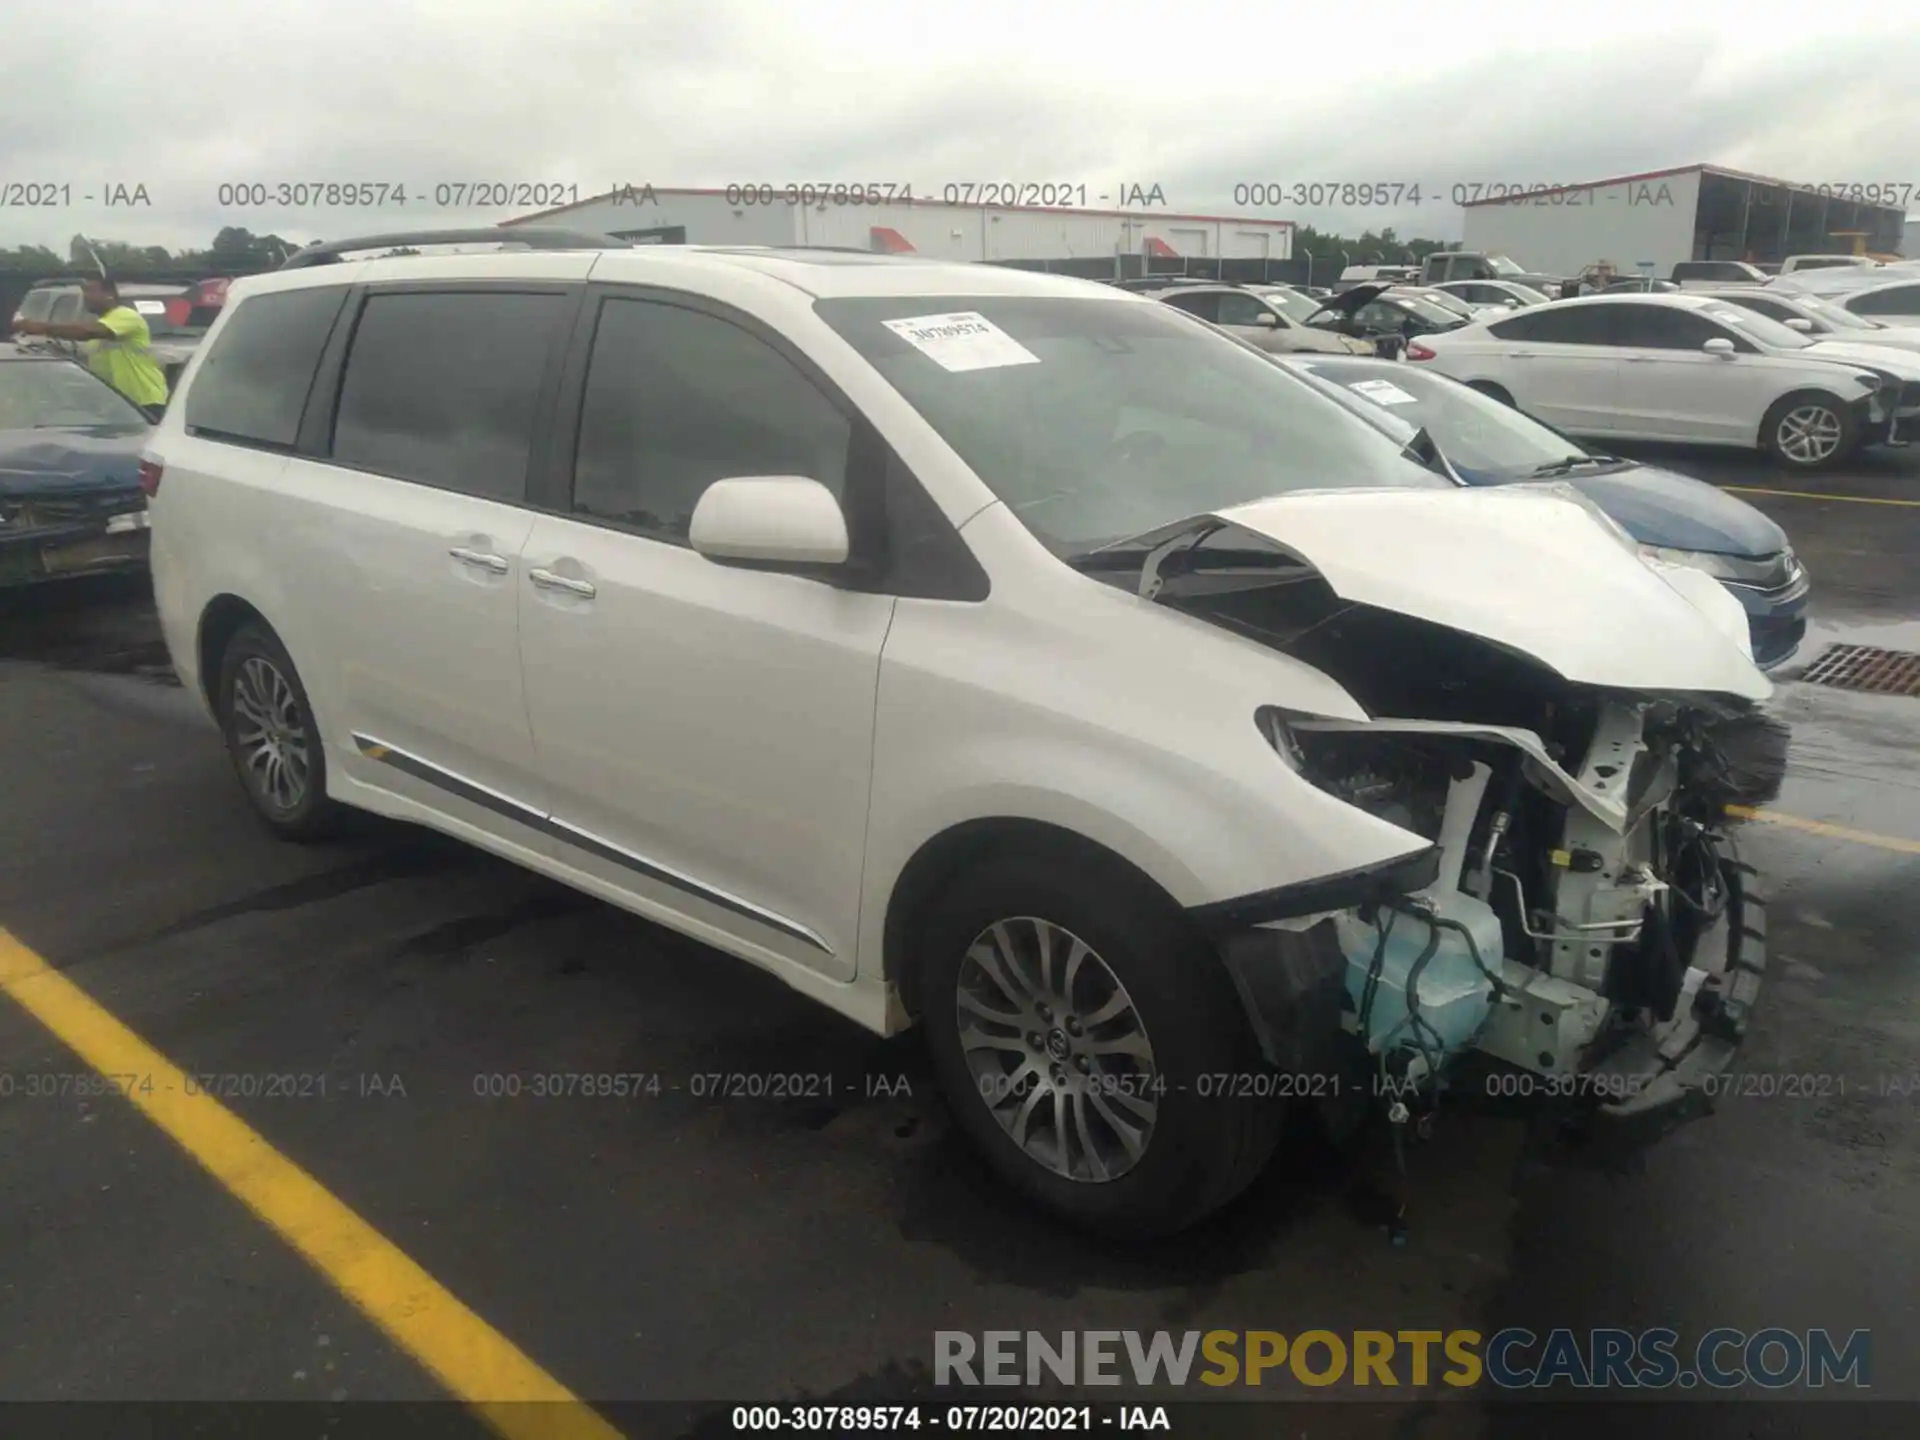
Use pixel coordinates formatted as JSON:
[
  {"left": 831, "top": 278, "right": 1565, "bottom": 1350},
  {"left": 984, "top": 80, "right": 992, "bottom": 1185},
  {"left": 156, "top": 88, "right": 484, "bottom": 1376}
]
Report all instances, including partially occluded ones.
[
  {"left": 1784, "top": 317, "right": 1815, "bottom": 332},
  {"left": 690, "top": 476, "right": 850, "bottom": 567},
  {"left": 1702, "top": 337, "right": 1737, "bottom": 356}
]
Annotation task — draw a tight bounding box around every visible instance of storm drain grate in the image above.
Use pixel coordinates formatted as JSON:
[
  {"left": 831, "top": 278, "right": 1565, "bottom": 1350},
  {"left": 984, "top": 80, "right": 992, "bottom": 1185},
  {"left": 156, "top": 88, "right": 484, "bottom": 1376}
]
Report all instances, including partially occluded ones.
[{"left": 1800, "top": 644, "right": 1920, "bottom": 696}]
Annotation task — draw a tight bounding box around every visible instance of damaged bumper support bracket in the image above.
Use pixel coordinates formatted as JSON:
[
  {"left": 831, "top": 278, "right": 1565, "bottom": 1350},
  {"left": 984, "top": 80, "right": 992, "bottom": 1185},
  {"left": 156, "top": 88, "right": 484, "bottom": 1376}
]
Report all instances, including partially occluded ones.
[{"left": 1581, "top": 839, "right": 1766, "bottom": 1148}]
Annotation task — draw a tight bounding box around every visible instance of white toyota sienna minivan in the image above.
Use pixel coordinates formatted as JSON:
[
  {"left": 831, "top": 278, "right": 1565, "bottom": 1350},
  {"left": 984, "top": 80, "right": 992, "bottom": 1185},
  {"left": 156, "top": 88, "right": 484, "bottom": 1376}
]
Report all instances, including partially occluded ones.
[{"left": 145, "top": 230, "right": 1771, "bottom": 1237}]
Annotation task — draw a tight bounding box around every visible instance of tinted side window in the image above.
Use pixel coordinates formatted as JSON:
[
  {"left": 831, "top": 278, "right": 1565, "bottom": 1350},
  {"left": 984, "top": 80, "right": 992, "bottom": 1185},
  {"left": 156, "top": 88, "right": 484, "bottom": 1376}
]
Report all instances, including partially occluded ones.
[
  {"left": 185, "top": 286, "right": 347, "bottom": 447},
  {"left": 331, "top": 290, "right": 566, "bottom": 501},
  {"left": 1853, "top": 284, "right": 1920, "bottom": 316},
  {"left": 1487, "top": 305, "right": 1613, "bottom": 344},
  {"left": 1159, "top": 291, "right": 1218, "bottom": 321},
  {"left": 1214, "top": 292, "right": 1272, "bottom": 326},
  {"left": 571, "top": 297, "right": 852, "bottom": 542},
  {"left": 1609, "top": 304, "right": 1726, "bottom": 349}
]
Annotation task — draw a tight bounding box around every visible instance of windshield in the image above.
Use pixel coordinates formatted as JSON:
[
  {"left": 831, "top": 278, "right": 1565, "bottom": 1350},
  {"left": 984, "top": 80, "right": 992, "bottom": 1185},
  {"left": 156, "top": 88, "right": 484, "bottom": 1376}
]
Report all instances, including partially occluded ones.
[
  {"left": 1701, "top": 303, "right": 1815, "bottom": 349},
  {"left": 1486, "top": 255, "right": 1524, "bottom": 276},
  {"left": 1408, "top": 288, "right": 1475, "bottom": 317},
  {"left": 0, "top": 359, "right": 149, "bottom": 432},
  {"left": 814, "top": 295, "right": 1446, "bottom": 553},
  {"left": 1798, "top": 294, "right": 1877, "bottom": 329},
  {"left": 1503, "top": 284, "right": 1550, "bottom": 305},
  {"left": 1387, "top": 291, "right": 1471, "bottom": 325},
  {"left": 1290, "top": 359, "right": 1580, "bottom": 480},
  {"left": 16, "top": 289, "right": 62, "bottom": 323},
  {"left": 1252, "top": 287, "right": 1321, "bottom": 323}
]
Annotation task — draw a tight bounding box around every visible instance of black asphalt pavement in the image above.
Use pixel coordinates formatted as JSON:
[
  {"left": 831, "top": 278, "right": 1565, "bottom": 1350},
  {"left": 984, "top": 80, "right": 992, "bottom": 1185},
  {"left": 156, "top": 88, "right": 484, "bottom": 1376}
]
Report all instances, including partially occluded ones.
[{"left": 2, "top": 445, "right": 1916, "bottom": 1439}]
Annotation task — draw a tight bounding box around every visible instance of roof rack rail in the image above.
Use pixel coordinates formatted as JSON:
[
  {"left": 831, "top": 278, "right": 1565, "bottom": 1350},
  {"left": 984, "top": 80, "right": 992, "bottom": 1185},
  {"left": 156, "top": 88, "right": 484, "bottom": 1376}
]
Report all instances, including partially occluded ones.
[{"left": 278, "top": 227, "right": 629, "bottom": 270}]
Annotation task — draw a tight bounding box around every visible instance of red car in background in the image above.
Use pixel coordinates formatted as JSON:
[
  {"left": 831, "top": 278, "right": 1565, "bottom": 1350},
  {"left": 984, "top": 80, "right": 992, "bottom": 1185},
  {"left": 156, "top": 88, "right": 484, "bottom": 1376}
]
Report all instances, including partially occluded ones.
[{"left": 163, "top": 277, "right": 231, "bottom": 330}]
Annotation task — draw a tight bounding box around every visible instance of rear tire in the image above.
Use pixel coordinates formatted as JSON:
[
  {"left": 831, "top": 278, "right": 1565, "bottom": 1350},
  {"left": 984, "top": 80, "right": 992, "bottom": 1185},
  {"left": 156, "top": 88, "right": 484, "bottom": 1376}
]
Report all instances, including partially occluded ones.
[
  {"left": 918, "top": 849, "right": 1285, "bottom": 1239},
  {"left": 1467, "top": 380, "right": 1515, "bottom": 407},
  {"left": 215, "top": 622, "right": 345, "bottom": 841},
  {"left": 1762, "top": 391, "right": 1856, "bottom": 472}
]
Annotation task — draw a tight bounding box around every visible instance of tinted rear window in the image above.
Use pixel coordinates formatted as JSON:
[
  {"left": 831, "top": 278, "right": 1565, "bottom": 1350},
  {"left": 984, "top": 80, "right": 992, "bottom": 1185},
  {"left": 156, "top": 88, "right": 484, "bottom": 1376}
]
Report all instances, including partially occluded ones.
[
  {"left": 330, "top": 290, "right": 568, "bottom": 502},
  {"left": 1487, "top": 305, "right": 1614, "bottom": 343},
  {"left": 185, "top": 286, "right": 347, "bottom": 447}
]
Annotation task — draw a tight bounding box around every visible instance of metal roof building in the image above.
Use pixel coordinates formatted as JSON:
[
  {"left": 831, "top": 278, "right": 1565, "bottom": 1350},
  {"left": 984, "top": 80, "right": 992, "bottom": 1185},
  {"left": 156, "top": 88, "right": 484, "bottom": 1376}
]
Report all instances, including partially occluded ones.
[
  {"left": 1460, "top": 163, "right": 1909, "bottom": 279},
  {"left": 503, "top": 187, "right": 1293, "bottom": 272}
]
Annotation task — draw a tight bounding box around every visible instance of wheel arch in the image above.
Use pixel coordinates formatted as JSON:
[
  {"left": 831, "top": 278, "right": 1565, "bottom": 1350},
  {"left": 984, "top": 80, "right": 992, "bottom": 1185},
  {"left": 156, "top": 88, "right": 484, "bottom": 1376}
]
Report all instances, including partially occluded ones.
[
  {"left": 195, "top": 593, "right": 274, "bottom": 711},
  {"left": 1759, "top": 386, "right": 1856, "bottom": 460},
  {"left": 882, "top": 817, "right": 1189, "bottom": 1023}
]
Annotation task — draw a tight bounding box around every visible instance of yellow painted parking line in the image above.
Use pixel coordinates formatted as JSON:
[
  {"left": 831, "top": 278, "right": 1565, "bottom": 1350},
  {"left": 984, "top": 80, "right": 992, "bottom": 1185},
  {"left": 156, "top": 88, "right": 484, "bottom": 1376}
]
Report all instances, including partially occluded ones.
[
  {"left": 1718, "top": 485, "right": 1920, "bottom": 507},
  {"left": 0, "top": 928, "right": 625, "bottom": 1440},
  {"left": 1725, "top": 803, "right": 1920, "bottom": 855}
]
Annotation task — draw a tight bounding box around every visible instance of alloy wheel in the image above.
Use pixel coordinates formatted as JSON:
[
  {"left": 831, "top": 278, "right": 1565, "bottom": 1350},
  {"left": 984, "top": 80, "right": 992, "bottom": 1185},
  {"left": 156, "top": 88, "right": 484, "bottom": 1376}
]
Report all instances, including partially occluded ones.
[
  {"left": 231, "top": 655, "right": 311, "bottom": 814},
  {"left": 954, "top": 916, "right": 1160, "bottom": 1183},
  {"left": 1776, "top": 404, "right": 1843, "bottom": 465}
]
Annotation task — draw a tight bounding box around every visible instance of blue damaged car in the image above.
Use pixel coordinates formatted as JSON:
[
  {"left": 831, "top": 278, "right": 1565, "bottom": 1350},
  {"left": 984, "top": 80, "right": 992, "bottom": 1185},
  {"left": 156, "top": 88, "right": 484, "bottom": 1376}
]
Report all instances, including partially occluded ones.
[{"left": 0, "top": 346, "right": 153, "bottom": 589}]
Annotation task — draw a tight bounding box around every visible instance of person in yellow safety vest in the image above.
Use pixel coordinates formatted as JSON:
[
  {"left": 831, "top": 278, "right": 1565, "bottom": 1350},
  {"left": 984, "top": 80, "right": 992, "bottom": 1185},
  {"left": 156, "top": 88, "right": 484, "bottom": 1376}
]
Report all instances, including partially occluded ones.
[{"left": 9, "top": 276, "right": 170, "bottom": 421}]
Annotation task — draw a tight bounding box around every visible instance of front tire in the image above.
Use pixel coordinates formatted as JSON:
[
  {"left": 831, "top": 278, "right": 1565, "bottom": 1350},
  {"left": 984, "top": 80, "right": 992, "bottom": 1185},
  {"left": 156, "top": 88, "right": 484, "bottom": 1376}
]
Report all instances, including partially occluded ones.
[
  {"left": 215, "top": 622, "right": 344, "bottom": 841},
  {"left": 919, "top": 850, "right": 1284, "bottom": 1238},
  {"left": 1762, "top": 391, "right": 1856, "bottom": 472}
]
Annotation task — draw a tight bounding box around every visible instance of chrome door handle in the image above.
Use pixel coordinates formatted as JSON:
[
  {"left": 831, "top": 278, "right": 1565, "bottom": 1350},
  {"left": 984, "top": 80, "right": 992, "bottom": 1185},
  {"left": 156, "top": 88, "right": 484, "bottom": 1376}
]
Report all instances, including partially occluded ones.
[
  {"left": 449, "top": 547, "right": 509, "bottom": 573},
  {"left": 529, "top": 567, "right": 596, "bottom": 598}
]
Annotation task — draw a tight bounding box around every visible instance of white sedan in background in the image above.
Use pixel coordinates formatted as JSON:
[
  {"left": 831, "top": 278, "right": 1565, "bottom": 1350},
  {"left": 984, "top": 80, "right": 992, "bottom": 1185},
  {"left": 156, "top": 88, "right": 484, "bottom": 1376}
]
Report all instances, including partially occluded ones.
[
  {"left": 1708, "top": 287, "right": 1920, "bottom": 356},
  {"left": 1409, "top": 293, "right": 1920, "bottom": 471},
  {"left": 1429, "top": 279, "right": 1553, "bottom": 310}
]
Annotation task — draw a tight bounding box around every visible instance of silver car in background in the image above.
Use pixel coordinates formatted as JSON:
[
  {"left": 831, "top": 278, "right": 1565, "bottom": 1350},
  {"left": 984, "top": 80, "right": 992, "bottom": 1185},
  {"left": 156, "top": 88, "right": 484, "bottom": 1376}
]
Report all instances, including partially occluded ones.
[{"left": 1149, "top": 283, "right": 1373, "bottom": 354}]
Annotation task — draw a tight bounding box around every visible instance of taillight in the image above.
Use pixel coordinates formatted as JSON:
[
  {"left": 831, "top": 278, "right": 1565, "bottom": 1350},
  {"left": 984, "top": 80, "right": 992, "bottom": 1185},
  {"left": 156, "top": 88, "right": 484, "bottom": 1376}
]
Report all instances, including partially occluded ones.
[
  {"left": 1406, "top": 341, "right": 1437, "bottom": 361},
  {"left": 137, "top": 459, "right": 163, "bottom": 498}
]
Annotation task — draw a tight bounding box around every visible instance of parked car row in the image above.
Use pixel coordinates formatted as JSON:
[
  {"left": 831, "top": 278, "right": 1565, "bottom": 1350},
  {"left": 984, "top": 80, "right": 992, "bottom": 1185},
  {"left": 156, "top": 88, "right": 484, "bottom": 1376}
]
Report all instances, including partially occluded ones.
[
  {"left": 6, "top": 275, "right": 233, "bottom": 393},
  {"left": 1135, "top": 265, "right": 1920, "bottom": 476},
  {"left": 127, "top": 229, "right": 1773, "bottom": 1237},
  {"left": 1408, "top": 292, "right": 1920, "bottom": 473}
]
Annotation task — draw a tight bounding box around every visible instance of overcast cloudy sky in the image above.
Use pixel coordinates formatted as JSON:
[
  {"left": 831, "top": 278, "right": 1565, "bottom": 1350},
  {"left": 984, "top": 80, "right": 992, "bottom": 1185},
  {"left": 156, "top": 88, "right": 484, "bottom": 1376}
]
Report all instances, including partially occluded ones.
[{"left": 4, "top": 1, "right": 1919, "bottom": 253}]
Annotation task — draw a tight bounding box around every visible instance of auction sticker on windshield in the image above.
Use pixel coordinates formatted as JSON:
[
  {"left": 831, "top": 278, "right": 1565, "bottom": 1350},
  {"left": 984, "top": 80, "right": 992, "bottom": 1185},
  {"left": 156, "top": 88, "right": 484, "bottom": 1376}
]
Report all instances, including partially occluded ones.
[
  {"left": 882, "top": 311, "right": 1040, "bottom": 372},
  {"left": 1349, "top": 379, "right": 1419, "bottom": 406}
]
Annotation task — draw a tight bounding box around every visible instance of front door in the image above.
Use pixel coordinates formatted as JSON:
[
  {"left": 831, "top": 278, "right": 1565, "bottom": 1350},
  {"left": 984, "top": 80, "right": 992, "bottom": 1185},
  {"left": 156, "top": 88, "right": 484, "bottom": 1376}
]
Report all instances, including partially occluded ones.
[
  {"left": 1483, "top": 304, "right": 1622, "bottom": 434},
  {"left": 1607, "top": 304, "right": 1774, "bottom": 442},
  {"left": 517, "top": 290, "right": 894, "bottom": 979}
]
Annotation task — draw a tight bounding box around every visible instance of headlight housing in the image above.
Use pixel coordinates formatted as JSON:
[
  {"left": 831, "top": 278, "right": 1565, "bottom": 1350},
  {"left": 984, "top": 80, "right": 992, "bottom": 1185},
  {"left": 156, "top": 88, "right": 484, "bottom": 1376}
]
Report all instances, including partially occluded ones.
[{"left": 1638, "top": 544, "right": 1757, "bottom": 582}]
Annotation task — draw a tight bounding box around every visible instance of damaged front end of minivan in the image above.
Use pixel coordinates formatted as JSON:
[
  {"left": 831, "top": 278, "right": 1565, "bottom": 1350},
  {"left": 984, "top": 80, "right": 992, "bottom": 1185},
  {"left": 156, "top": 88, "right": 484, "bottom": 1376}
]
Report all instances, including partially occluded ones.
[{"left": 1081, "top": 484, "right": 1772, "bottom": 1149}]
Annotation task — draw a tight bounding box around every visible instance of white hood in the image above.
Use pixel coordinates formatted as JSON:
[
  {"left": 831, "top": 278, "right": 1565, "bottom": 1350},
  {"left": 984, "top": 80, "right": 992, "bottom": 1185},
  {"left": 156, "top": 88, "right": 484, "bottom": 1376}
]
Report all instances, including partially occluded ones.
[
  {"left": 1801, "top": 339, "right": 1920, "bottom": 380},
  {"left": 1194, "top": 485, "right": 1772, "bottom": 702},
  {"left": 1817, "top": 326, "right": 1920, "bottom": 355}
]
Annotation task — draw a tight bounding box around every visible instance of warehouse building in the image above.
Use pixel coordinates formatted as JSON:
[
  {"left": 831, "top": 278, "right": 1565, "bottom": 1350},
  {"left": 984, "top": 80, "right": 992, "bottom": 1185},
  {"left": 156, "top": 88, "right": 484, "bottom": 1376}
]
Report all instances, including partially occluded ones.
[
  {"left": 502, "top": 186, "right": 1293, "bottom": 276},
  {"left": 1460, "top": 163, "right": 1909, "bottom": 278}
]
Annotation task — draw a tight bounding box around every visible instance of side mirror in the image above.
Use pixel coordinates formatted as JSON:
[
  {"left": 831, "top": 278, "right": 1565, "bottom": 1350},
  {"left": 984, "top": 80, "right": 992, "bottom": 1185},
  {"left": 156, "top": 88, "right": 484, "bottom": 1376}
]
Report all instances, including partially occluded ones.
[
  {"left": 1251, "top": 311, "right": 1280, "bottom": 327},
  {"left": 690, "top": 476, "right": 849, "bottom": 567},
  {"left": 1702, "top": 337, "right": 1737, "bottom": 358},
  {"left": 1785, "top": 317, "right": 1815, "bottom": 332}
]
